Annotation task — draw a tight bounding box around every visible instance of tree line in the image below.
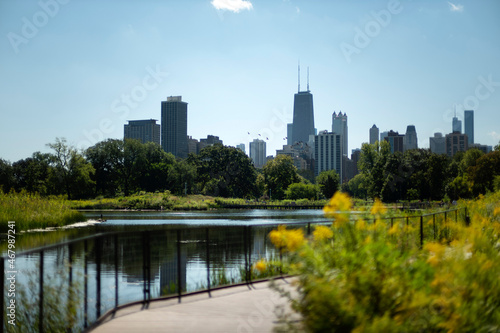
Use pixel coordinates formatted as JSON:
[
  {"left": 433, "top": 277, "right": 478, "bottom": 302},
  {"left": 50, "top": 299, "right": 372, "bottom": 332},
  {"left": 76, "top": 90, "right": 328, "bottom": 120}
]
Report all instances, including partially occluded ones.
[
  {"left": 0, "top": 138, "right": 339, "bottom": 201},
  {"left": 343, "top": 140, "right": 500, "bottom": 201},
  {"left": 1, "top": 138, "right": 498, "bottom": 202}
]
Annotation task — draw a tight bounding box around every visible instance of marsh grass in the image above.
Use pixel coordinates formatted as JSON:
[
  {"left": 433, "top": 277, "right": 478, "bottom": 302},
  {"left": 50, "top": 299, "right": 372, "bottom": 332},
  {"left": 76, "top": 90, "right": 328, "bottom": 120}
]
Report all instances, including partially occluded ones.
[{"left": 0, "top": 191, "right": 84, "bottom": 233}]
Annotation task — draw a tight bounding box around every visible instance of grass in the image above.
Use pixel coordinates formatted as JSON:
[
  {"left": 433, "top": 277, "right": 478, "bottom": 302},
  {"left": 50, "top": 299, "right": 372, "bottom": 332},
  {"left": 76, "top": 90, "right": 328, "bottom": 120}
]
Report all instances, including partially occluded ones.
[
  {"left": 69, "top": 192, "right": 219, "bottom": 211},
  {"left": 0, "top": 191, "right": 85, "bottom": 233}
]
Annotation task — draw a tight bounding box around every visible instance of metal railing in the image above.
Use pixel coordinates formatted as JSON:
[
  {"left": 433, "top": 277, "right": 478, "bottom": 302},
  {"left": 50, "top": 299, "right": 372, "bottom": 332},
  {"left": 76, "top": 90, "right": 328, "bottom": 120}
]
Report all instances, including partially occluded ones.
[{"left": 1, "top": 207, "right": 468, "bottom": 333}]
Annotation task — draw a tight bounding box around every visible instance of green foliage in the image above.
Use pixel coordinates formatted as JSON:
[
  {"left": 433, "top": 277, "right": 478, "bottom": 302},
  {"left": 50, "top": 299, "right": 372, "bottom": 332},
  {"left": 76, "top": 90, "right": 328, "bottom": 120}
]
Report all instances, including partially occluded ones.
[
  {"left": 269, "top": 192, "right": 500, "bottom": 332},
  {"left": 0, "top": 191, "right": 84, "bottom": 232},
  {"left": 316, "top": 170, "right": 339, "bottom": 199},
  {"left": 285, "top": 183, "right": 320, "bottom": 200},
  {"left": 189, "top": 144, "right": 258, "bottom": 198},
  {"left": 263, "top": 155, "right": 300, "bottom": 200}
]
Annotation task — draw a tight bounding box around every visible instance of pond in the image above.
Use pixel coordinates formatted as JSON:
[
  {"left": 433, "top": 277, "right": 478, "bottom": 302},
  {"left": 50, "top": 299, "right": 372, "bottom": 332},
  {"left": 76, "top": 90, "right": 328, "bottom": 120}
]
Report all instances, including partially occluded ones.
[{"left": 2, "top": 209, "right": 330, "bottom": 331}]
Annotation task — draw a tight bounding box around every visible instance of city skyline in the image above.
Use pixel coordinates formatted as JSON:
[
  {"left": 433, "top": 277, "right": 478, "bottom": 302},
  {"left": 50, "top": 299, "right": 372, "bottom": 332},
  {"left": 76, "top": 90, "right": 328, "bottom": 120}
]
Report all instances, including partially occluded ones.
[{"left": 1, "top": 1, "right": 500, "bottom": 162}]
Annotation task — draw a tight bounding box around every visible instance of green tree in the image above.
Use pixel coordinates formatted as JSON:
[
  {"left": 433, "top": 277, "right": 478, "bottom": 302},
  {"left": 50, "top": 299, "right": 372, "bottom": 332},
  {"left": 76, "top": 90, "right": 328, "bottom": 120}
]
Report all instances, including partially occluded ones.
[
  {"left": 262, "top": 155, "right": 300, "bottom": 200},
  {"left": 468, "top": 151, "right": 500, "bottom": 195},
  {"left": 85, "top": 139, "right": 124, "bottom": 196},
  {"left": 190, "top": 145, "right": 258, "bottom": 198},
  {"left": 47, "top": 138, "right": 95, "bottom": 199},
  {"left": 0, "top": 159, "right": 14, "bottom": 192},
  {"left": 285, "top": 183, "right": 320, "bottom": 200},
  {"left": 316, "top": 170, "right": 340, "bottom": 199},
  {"left": 12, "top": 152, "right": 52, "bottom": 195},
  {"left": 358, "top": 141, "right": 391, "bottom": 199},
  {"left": 342, "top": 173, "right": 368, "bottom": 199}
]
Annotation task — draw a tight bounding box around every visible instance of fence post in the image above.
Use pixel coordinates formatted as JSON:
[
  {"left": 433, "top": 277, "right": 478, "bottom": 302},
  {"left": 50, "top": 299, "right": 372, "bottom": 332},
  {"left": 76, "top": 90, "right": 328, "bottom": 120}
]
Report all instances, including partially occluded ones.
[
  {"left": 420, "top": 215, "right": 424, "bottom": 249},
  {"left": 96, "top": 237, "right": 102, "bottom": 320},
  {"left": 142, "top": 232, "right": 151, "bottom": 305},
  {"left": 39, "top": 250, "right": 44, "bottom": 333},
  {"left": 84, "top": 240, "right": 88, "bottom": 328},
  {"left": 206, "top": 228, "right": 211, "bottom": 297},
  {"left": 465, "top": 207, "right": 470, "bottom": 226},
  {"left": 248, "top": 226, "right": 252, "bottom": 284},
  {"left": 177, "top": 230, "right": 182, "bottom": 303},
  {"left": 114, "top": 234, "right": 119, "bottom": 310},
  {"left": 0, "top": 258, "right": 3, "bottom": 331},
  {"left": 455, "top": 209, "right": 458, "bottom": 223},
  {"left": 243, "top": 226, "right": 249, "bottom": 285},
  {"left": 433, "top": 214, "right": 436, "bottom": 240}
]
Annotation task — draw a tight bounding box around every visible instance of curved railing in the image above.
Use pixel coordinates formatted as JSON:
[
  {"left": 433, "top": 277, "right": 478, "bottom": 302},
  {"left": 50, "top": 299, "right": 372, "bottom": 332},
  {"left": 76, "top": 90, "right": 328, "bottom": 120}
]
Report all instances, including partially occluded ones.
[{"left": 1, "top": 207, "right": 467, "bottom": 333}]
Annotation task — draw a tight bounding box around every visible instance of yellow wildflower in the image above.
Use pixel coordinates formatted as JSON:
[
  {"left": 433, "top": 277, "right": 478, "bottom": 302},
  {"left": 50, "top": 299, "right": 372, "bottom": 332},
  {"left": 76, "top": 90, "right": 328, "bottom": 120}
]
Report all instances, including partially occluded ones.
[
  {"left": 254, "top": 260, "right": 267, "bottom": 273},
  {"left": 285, "top": 228, "right": 305, "bottom": 252},
  {"left": 425, "top": 242, "right": 445, "bottom": 266},
  {"left": 388, "top": 222, "right": 400, "bottom": 235},
  {"left": 269, "top": 225, "right": 304, "bottom": 252},
  {"left": 494, "top": 207, "right": 500, "bottom": 217},
  {"left": 356, "top": 219, "right": 367, "bottom": 230},
  {"left": 370, "top": 198, "right": 387, "bottom": 215},
  {"left": 269, "top": 225, "right": 287, "bottom": 249},
  {"left": 323, "top": 192, "right": 352, "bottom": 215},
  {"left": 313, "top": 225, "right": 334, "bottom": 242}
]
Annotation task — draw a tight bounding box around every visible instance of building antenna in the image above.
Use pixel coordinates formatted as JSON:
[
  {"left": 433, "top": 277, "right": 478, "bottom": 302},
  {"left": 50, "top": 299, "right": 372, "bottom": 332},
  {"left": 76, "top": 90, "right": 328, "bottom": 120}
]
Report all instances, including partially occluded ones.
[
  {"left": 307, "top": 66, "right": 310, "bottom": 92},
  {"left": 298, "top": 60, "right": 300, "bottom": 93}
]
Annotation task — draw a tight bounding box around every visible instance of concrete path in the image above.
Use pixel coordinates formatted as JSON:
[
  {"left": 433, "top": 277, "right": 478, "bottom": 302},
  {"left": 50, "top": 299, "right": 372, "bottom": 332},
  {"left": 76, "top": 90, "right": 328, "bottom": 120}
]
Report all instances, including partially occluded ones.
[{"left": 91, "top": 278, "right": 298, "bottom": 333}]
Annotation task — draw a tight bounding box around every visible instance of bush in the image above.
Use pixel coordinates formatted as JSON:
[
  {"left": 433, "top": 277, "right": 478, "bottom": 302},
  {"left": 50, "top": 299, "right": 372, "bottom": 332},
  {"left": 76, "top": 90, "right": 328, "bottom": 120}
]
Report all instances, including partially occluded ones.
[
  {"left": 268, "top": 191, "right": 500, "bottom": 332},
  {"left": 285, "top": 183, "right": 320, "bottom": 200}
]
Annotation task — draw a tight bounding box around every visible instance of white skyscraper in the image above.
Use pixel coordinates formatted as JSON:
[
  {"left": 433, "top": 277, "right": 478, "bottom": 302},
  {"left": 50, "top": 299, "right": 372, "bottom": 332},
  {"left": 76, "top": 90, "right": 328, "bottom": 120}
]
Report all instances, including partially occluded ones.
[
  {"left": 250, "top": 139, "right": 266, "bottom": 168},
  {"left": 314, "top": 131, "right": 342, "bottom": 180},
  {"left": 332, "top": 111, "right": 348, "bottom": 156}
]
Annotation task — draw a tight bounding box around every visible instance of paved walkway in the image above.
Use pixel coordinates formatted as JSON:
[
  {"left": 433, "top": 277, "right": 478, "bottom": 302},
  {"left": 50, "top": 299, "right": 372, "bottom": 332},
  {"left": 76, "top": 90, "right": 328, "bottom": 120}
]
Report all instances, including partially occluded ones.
[{"left": 91, "top": 278, "right": 298, "bottom": 333}]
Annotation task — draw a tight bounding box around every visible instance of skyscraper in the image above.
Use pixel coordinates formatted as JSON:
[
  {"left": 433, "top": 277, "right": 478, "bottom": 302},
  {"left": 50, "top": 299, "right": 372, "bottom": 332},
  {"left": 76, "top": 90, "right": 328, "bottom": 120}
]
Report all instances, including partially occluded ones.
[
  {"left": 291, "top": 65, "right": 315, "bottom": 145},
  {"left": 464, "top": 110, "right": 474, "bottom": 145},
  {"left": 384, "top": 130, "right": 405, "bottom": 153},
  {"left": 429, "top": 133, "right": 446, "bottom": 154},
  {"left": 250, "top": 139, "right": 266, "bottom": 168},
  {"left": 161, "top": 96, "right": 188, "bottom": 158},
  {"left": 369, "top": 124, "right": 379, "bottom": 144},
  {"left": 452, "top": 114, "right": 462, "bottom": 133},
  {"left": 124, "top": 119, "right": 160, "bottom": 145},
  {"left": 314, "top": 131, "right": 342, "bottom": 180},
  {"left": 404, "top": 125, "right": 418, "bottom": 151},
  {"left": 332, "top": 111, "right": 348, "bottom": 156},
  {"left": 446, "top": 132, "right": 468, "bottom": 157}
]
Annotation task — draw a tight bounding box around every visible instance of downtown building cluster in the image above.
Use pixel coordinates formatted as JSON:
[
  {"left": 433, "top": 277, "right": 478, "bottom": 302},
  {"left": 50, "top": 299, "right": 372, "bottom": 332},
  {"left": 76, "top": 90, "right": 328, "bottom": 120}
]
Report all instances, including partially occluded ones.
[{"left": 124, "top": 70, "right": 493, "bottom": 185}]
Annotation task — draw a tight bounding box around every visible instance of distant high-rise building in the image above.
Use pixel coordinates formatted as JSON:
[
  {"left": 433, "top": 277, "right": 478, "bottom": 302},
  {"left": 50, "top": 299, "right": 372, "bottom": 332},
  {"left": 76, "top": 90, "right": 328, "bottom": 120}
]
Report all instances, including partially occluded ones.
[
  {"left": 236, "top": 143, "right": 246, "bottom": 154},
  {"left": 446, "top": 131, "right": 468, "bottom": 157},
  {"left": 404, "top": 125, "right": 418, "bottom": 151},
  {"left": 429, "top": 133, "right": 446, "bottom": 154},
  {"left": 250, "top": 139, "right": 266, "bottom": 168},
  {"left": 452, "top": 114, "right": 462, "bottom": 133},
  {"left": 287, "top": 123, "right": 293, "bottom": 146},
  {"left": 291, "top": 65, "right": 315, "bottom": 144},
  {"left": 369, "top": 124, "right": 379, "bottom": 144},
  {"left": 464, "top": 110, "right": 474, "bottom": 145},
  {"left": 469, "top": 143, "right": 491, "bottom": 154},
  {"left": 380, "top": 131, "right": 389, "bottom": 142},
  {"left": 161, "top": 96, "right": 188, "bottom": 158},
  {"left": 187, "top": 136, "right": 199, "bottom": 155},
  {"left": 124, "top": 119, "right": 160, "bottom": 145},
  {"left": 332, "top": 111, "right": 348, "bottom": 156},
  {"left": 314, "top": 131, "right": 342, "bottom": 180},
  {"left": 384, "top": 130, "right": 405, "bottom": 153}
]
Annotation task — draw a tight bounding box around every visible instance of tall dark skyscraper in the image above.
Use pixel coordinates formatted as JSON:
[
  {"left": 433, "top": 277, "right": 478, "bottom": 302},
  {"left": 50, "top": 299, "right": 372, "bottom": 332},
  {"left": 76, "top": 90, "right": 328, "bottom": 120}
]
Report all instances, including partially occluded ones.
[
  {"left": 161, "top": 96, "right": 188, "bottom": 158},
  {"left": 124, "top": 119, "right": 160, "bottom": 145},
  {"left": 464, "top": 110, "right": 474, "bottom": 145},
  {"left": 291, "top": 65, "right": 315, "bottom": 145}
]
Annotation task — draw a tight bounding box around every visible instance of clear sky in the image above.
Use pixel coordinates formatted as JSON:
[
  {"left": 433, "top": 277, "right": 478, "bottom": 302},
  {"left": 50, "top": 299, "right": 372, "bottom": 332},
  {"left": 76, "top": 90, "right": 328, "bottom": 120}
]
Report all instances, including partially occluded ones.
[{"left": 1, "top": 0, "right": 499, "bottom": 162}]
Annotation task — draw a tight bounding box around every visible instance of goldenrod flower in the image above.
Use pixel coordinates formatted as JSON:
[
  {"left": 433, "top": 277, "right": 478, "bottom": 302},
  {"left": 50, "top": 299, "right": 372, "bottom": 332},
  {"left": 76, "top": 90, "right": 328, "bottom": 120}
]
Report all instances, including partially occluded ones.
[
  {"left": 254, "top": 260, "right": 267, "bottom": 273},
  {"left": 269, "top": 225, "right": 287, "bottom": 249},
  {"left": 370, "top": 198, "right": 387, "bottom": 215},
  {"left": 269, "top": 225, "right": 305, "bottom": 252},
  {"left": 323, "top": 192, "right": 352, "bottom": 215},
  {"left": 493, "top": 207, "right": 500, "bottom": 217},
  {"left": 313, "top": 225, "right": 333, "bottom": 242}
]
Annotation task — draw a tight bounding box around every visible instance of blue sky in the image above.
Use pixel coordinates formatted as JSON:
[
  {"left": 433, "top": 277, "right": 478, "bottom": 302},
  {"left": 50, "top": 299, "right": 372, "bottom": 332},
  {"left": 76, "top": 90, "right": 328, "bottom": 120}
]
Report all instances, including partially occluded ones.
[{"left": 1, "top": 0, "right": 499, "bottom": 162}]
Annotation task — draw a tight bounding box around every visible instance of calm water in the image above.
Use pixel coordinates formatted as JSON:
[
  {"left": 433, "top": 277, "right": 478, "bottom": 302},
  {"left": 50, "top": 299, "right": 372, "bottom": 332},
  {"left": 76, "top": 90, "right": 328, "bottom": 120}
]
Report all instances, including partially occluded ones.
[{"left": 2, "top": 209, "right": 329, "bottom": 331}]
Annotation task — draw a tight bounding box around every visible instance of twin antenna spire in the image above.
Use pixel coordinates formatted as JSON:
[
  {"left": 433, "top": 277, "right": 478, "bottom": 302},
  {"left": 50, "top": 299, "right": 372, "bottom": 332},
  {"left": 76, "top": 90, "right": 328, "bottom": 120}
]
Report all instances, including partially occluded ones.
[{"left": 298, "top": 61, "right": 310, "bottom": 93}]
